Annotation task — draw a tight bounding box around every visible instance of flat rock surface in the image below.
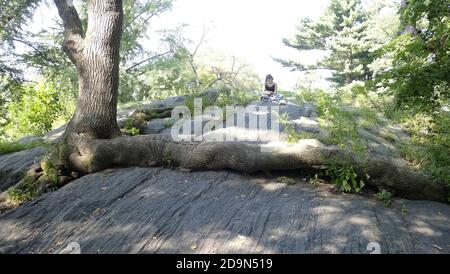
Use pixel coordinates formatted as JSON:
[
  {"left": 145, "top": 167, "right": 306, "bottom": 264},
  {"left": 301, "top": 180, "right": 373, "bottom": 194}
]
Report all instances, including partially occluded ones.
[
  {"left": 0, "top": 147, "right": 48, "bottom": 192},
  {"left": 0, "top": 167, "right": 449, "bottom": 254}
]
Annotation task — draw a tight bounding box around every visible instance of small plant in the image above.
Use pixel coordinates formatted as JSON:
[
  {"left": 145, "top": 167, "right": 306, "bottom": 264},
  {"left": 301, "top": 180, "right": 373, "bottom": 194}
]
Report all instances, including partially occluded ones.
[
  {"left": 285, "top": 124, "right": 300, "bottom": 143},
  {"left": 277, "top": 112, "right": 289, "bottom": 125},
  {"left": 401, "top": 204, "right": 408, "bottom": 217},
  {"left": 216, "top": 90, "right": 258, "bottom": 108},
  {"left": 7, "top": 175, "right": 38, "bottom": 204},
  {"left": 184, "top": 95, "right": 213, "bottom": 114},
  {"left": 276, "top": 176, "right": 296, "bottom": 185},
  {"left": 277, "top": 113, "right": 304, "bottom": 144},
  {"left": 309, "top": 173, "right": 324, "bottom": 186},
  {"left": 324, "top": 158, "right": 365, "bottom": 193},
  {"left": 162, "top": 148, "right": 172, "bottom": 168},
  {"left": 125, "top": 127, "right": 140, "bottom": 136},
  {"left": 285, "top": 125, "right": 318, "bottom": 144},
  {"left": 7, "top": 187, "right": 34, "bottom": 204},
  {"left": 376, "top": 190, "right": 393, "bottom": 207},
  {"left": 123, "top": 118, "right": 142, "bottom": 136},
  {"left": 41, "top": 159, "right": 59, "bottom": 184}
]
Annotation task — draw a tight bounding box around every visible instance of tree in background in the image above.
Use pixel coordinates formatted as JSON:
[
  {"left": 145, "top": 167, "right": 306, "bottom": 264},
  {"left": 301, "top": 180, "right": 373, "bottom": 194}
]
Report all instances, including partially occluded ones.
[
  {"left": 373, "top": 0, "right": 450, "bottom": 185},
  {"left": 0, "top": 0, "right": 260, "bottom": 139},
  {"left": 375, "top": 0, "right": 449, "bottom": 113},
  {"left": 0, "top": 0, "right": 173, "bottom": 139},
  {"left": 123, "top": 24, "right": 261, "bottom": 102},
  {"left": 275, "top": 0, "right": 389, "bottom": 86}
]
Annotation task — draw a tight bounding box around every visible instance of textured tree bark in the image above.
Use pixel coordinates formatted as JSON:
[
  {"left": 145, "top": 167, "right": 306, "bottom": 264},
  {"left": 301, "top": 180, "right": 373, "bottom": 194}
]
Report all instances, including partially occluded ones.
[
  {"left": 52, "top": 0, "right": 124, "bottom": 171},
  {"left": 56, "top": 0, "right": 123, "bottom": 142},
  {"left": 67, "top": 136, "right": 448, "bottom": 202}
]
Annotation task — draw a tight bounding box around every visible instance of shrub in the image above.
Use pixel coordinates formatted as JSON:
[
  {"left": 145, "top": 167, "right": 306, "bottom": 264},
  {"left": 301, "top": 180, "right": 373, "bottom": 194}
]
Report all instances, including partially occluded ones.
[
  {"left": 376, "top": 190, "right": 393, "bottom": 207},
  {"left": 122, "top": 117, "right": 143, "bottom": 136},
  {"left": 7, "top": 175, "right": 38, "bottom": 204},
  {"left": 392, "top": 110, "right": 450, "bottom": 186},
  {"left": 295, "top": 89, "right": 368, "bottom": 155},
  {"left": 5, "top": 80, "right": 65, "bottom": 139},
  {"left": 324, "top": 158, "right": 366, "bottom": 193}
]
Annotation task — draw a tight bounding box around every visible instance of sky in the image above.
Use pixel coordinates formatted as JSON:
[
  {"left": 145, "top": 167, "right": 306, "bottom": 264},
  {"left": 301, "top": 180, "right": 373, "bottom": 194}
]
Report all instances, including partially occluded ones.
[
  {"left": 29, "top": 0, "right": 333, "bottom": 90},
  {"left": 146, "top": 0, "right": 332, "bottom": 90}
]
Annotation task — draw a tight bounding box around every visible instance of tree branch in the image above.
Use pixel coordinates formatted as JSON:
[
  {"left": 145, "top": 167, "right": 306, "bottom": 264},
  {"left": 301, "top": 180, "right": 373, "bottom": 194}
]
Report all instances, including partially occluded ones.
[
  {"left": 125, "top": 50, "right": 172, "bottom": 73},
  {"left": 53, "top": 0, "right": 84, "bottom": 64},
  {"left": 272, "top": 57, "right": 331, "bottom": 72},
  {"left": 123, "top": 2, "right": 171, "bottom": 32}
]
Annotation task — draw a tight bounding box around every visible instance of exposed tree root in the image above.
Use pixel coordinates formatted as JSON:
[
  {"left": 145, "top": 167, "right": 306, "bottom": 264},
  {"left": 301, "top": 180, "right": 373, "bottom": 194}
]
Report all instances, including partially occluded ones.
[{"left": 1, "top": 135, "right": 448, "bottom": 212}]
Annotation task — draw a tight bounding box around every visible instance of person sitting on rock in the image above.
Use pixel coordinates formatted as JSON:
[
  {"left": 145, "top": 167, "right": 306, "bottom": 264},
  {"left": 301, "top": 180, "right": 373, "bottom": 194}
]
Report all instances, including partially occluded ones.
[
  {"left": 263, "top": 74, "right": 278, "bottom": 96},
  {"left": 261, "top": 74, "right": 286, "bottom": 104}
]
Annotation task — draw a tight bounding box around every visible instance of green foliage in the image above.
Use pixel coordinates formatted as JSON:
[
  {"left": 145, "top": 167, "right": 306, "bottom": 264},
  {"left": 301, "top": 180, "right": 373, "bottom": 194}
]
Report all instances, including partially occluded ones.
[
  {"left": 184, "top": 90, "right": 258, "bottom": 114},
  {"left": 324, "top": 157, "right": 366, "bottom": 193},
  {"left": 0, "top": 139, "right": 48, "bottom": 154},
  {"left": 124, "top": 25, "right": 260, "bottom": 102},
  {"left": 401, "top": 204, "right": 408, "bottom": 217},
  {"left": 375, "top": 0, "right": 450, "bottom": 112},
  {"left": 184, "top": 95, "right": 214, "bottom": 114},
  {"left": 123, "top": 118, "right": 142, "bottom": 136},
  {"left": 277, "top": 112, "right": 289, "bottom": 124},
  {"left": 376, "top": 190, "right": 393, "bottom": 207},
  {"left": 392, "top": 110, "right": 450, "bottom": 186},
  {"left": 5, "top": 80, "right": 65, "bottom": 139},
  {"left": 126, "top": 127, "right": 141, "bottom": 136},
  {"left": 277, "top": 112, "right": 319, "bottom": 143},
  {"left": 121, "top": 0, "right": 173, "bottom": 62},
  {"left": 216, "top": 90, "right": 258, "bottom": 108},
  {"left": 0, "top": 0, "right": 40, "bottom": 41},
  {"left": 1, "top": 0, "right": 174, "bottom": 113},
  {"left": 0, "top": 74, "right": 22, "bottom": 136},
  {"left": 278, "top": 113, "right": 299, "bottom": 143},
  {"left": 286, "top": 126, "right": 307, "bottom": 144},
  {"left": 297, "top": 89, "right": 368, "bottom": 154},
  {"left": 7, "top": 187, "right": 35, "bottom": 204},
  {"left": 297, "top": 78, "right": 449, "bottom": 189},
  {"left": 288, "top": 126, "right": 318, "bottom": 144},
  {"left": 277, "top": 0, "right": 391, "bottom": 86},
  {"left": 297, "top": 80, "right": 449, "bottom": 189},
  {"left": 309, "top": 173, "right": 323, "bottom": 186},
  {"left": 162, "top": 148, "right": 172, "bottom": 168},
  {"left": 41, "top": 159, "right": 58, "bottom": 184},
  {"left": 7, "top": 175, "right": 38, "bottom": 204}
]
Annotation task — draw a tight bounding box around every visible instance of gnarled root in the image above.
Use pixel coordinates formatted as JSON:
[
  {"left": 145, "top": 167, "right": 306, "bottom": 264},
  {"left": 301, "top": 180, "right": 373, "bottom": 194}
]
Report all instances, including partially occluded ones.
[
  {"left": 68, "top": 135, "right": 449, "bottom": 202},
  {"left": 1, "top": 135, "right": 447, "bottom": 213}
]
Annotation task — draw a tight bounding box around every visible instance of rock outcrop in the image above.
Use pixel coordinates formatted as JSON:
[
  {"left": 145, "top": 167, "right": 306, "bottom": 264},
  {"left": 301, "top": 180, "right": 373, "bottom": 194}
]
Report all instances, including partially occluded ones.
[{"left": 0, "top": 167, "right": 449, "bottom": 254}]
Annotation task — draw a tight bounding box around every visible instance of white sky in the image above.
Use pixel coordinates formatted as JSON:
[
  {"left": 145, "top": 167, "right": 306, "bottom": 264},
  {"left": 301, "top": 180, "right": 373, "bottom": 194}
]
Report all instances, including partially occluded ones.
[
  {"left": 147, "top": 0, "right": 332, "bottom": 90},
  {"left": 29, "top": 0, "right": 333, "bottom": 90}
]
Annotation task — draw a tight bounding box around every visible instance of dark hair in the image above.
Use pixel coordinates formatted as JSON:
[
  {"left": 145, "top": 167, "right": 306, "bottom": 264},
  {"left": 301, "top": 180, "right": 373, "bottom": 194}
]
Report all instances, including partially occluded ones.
[{"left": 265, "top": 74, "right": 273, "bottom": 82}]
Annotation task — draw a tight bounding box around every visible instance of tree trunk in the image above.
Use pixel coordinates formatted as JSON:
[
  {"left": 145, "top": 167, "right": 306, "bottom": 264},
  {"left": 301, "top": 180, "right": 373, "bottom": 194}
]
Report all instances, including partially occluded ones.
[
  {"left": 65, "top": 136, "right": 450, "bottom": 202},
  {"left": 57, "top": 0, "right": 123, "bottom": 142},
  {"left": 52, "top": 0, "right": 123, "bottom": 171}
]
